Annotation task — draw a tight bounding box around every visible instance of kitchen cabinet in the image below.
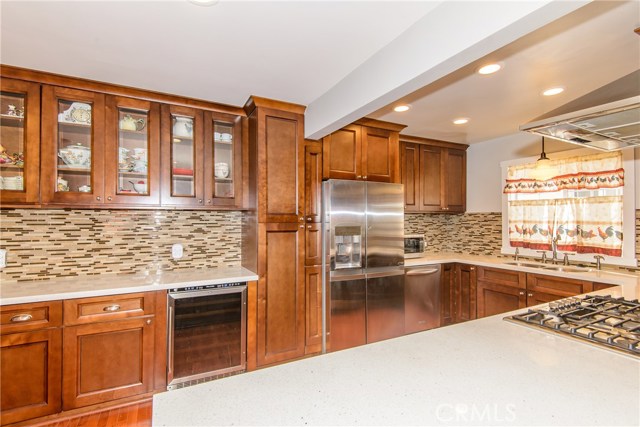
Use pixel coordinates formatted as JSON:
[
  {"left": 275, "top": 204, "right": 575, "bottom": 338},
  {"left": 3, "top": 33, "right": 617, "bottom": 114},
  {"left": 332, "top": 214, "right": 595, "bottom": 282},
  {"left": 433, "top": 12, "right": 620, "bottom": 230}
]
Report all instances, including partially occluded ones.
[
  {"left": 305, "top": 265, "right": 323, "bottom": 354},
  {"left": 62, "top": 292, "right": 158, "bottom": 409},
  {"left": 105, "top": 95, "right": 161, "bottom": 205},
  {"left": 0, "top": 301, "right": 62, "bottom": 426},
  {"left": 245, "top": 97, "right": 307, "bottom": 368},
  {"left": 440, "top": 264, "right": 454, "bottom": 326},
  {"left": 256, "top": 223, "right": 305, "bottom": 366},
  {"left": 41, "top": 86, "right": 106, "bottom": 205},
  {"left": 454, "top": 264, "right": 477, "bottom": 323},
  {"left": 400, "top": 137, "right": 467, "bottom": 213},
  {"left": 304, "top": 140, "right": 322, "bottom": 223},
  {"left": 0, "top": 78, "right": 41, "bottom": 206},
  {"left": 322, "top": 119, "right": 405, "bottom": 183},
  {"left": 592, "top": 282, "right": 616, "bottom": 292}
]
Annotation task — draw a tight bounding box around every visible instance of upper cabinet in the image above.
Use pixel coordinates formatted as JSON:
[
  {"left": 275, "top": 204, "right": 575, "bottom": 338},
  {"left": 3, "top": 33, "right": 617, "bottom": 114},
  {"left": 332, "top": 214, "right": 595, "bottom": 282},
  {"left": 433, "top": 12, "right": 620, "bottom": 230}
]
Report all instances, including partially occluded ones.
[
  {"left": 41, "top": 86, "right": 106, "bottom": 205},
  {"left": 322, "top": 119, "right": 406, "bottom": 183},
  {"left": 401, "top": 137, "right": 468, "bottom": 213},
  {"left": 0, "top": 78, "right": 40, "bottom": 205},
  {"left": 1, "top": 65, "right": 245, "bottom": 210}
]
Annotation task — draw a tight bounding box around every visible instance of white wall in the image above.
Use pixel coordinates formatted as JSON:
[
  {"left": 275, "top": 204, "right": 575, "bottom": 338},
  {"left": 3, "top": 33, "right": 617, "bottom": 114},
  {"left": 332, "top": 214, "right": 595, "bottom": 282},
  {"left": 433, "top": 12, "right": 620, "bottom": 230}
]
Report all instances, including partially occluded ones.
[{"left": 466, "top": 135, "right": 640, "bottom": 213}]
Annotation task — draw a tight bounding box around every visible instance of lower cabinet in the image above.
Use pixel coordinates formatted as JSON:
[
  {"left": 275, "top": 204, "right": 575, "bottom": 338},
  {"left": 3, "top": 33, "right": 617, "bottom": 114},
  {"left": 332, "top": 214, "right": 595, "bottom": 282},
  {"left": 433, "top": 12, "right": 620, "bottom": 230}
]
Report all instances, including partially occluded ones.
[
  {"left": 440, "top": 263, "right": 477, "bottom": 325},
  {"left": 0, "top": 292, "right": 165, "bottom": 425},
  {"left": 440, "top": 264, "right": 454, "bottom": 326},
  {"left": 305, "top": 265, "right": 323, "bottom": 354}
]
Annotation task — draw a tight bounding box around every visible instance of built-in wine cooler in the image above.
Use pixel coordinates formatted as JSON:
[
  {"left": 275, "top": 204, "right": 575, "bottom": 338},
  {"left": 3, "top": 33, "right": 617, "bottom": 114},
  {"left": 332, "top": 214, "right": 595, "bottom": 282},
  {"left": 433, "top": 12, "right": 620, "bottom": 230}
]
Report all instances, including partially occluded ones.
[{"left": 167, "top": 282, "right": 247, "bottom": 390}]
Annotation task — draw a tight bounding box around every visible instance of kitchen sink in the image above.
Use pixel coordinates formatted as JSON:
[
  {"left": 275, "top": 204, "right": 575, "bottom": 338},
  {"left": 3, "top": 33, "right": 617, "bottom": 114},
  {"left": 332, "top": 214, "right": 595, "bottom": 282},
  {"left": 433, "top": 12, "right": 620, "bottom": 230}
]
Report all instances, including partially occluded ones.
[
  {"left": 502, "top": 261, "right": 594, "bottom": 273},
  {"left": 503, "top": 261, "right": 546, "bottom": 269}
]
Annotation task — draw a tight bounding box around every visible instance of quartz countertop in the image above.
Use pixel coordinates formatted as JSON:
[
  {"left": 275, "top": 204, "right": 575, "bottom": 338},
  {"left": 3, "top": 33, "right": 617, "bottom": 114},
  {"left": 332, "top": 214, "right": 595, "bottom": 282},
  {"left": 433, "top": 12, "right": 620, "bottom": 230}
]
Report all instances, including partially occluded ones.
[
  {"left": 0, "top": 266, "right": 258, "bottom": 305},
  {"left": 153, "top": 284, "right": 640, "bottom": 426}
]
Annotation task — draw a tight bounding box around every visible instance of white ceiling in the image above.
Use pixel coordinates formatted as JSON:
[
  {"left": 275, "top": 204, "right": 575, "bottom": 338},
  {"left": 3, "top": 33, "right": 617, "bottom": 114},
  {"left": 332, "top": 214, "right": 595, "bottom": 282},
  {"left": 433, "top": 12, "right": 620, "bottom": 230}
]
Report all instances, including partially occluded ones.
[
  {"left": 1, "top": 1, "right": 638, "bottom": 146},
  {"left": 369, "top": 0, "right": 640, "bottom": 144}
]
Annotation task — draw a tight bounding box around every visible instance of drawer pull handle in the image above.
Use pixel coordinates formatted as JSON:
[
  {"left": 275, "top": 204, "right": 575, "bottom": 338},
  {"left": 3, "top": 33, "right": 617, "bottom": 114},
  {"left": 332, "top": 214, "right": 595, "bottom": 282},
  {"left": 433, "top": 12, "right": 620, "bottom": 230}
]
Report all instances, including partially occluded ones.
[
  {"left": 10, "top": 314, "right": 33, "bottom": 322},
  {"left": 103, "top": 304, "right": 121, "bottom": 312}
]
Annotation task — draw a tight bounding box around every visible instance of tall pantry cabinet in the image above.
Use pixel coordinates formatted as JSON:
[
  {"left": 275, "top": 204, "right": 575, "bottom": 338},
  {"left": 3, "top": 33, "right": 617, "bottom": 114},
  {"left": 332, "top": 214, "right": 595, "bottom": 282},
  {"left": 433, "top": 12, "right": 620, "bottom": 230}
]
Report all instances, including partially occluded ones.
[{"left": 243, "top": 97, "right": 307, "bottom": 369}]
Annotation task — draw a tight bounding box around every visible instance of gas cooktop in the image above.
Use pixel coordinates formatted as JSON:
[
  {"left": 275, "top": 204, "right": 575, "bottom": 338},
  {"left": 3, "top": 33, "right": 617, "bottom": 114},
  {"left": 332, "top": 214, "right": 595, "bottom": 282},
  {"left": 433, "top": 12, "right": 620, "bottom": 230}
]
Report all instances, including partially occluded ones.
[{"left": 505, "top": 295, "right": 640, "bottom": 358}]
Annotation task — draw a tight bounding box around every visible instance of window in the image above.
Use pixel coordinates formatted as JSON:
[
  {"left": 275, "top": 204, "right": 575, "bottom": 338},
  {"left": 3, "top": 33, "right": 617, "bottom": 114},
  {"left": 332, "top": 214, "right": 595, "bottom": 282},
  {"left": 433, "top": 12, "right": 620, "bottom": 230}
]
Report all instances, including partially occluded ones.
[{"left": 501, "top": 148, "right": 636, "bottom": 267}]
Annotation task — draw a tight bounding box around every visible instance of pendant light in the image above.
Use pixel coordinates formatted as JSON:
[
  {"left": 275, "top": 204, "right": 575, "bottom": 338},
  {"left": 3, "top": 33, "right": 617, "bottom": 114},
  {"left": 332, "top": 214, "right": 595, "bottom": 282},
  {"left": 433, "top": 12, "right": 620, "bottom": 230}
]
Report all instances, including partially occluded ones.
[{"left": 529, "top": 137, "right": 557, "bottom": 181}]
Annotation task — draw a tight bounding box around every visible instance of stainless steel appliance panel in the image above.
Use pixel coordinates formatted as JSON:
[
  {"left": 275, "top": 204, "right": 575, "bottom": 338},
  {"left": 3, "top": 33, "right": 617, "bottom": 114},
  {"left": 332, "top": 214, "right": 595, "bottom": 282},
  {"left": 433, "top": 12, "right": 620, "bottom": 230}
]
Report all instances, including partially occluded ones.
[
  {"left": 366, "top": 270, "right": 405, "bottom": 343},
  {"left": 329, "top": 275, "right": 367, "bottom": 351},
  {"left": 365, "top": 182, "right": 405, "bottom": 269},
  {"left": 324, "top": 180, "right": 366, "bottom": 273},
  {"left": 404, "top": 265, "right": 441, "bottom": 333}
]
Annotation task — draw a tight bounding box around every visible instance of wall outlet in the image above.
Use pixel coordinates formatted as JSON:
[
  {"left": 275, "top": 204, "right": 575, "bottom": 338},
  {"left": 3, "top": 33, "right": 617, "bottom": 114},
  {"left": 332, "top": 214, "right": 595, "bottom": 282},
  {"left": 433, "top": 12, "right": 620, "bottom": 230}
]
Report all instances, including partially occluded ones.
[
  {"left": 0, "top": 249, "right": 6, "bottom": 268},
  {"left": 171, "top": 243, "right": 183, "bottom": 260}
]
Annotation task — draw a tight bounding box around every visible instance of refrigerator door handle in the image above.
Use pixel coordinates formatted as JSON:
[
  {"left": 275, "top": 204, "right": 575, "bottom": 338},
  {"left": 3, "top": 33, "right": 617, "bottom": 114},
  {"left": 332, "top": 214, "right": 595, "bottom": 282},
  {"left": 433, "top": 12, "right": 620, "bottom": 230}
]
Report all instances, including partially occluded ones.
[
  {"left": 406, "top": 268, "right": 440, "bottom": 276},
  {"left": 365, "top": 270, "right": 405, "bottom": 280},
  {"left": 330, "top": 273, "right": 366, "bottom": 282}
]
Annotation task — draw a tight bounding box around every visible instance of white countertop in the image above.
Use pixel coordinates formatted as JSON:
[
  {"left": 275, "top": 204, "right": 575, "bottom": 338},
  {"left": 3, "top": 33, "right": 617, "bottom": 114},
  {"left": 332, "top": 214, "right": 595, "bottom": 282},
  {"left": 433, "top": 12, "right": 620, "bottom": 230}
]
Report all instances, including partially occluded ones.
[
  {"left": 153, "top": 286, "right": 640, "bottom": 426},
  {"left": 0, "top": 266, "right": 258, "bottom": 305}
]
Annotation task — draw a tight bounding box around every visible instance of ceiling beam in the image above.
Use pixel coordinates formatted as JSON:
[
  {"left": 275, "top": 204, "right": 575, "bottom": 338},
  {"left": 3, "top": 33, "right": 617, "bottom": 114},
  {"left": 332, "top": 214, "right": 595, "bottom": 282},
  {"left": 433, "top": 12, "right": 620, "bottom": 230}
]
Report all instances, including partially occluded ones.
[{"left": 304, "top": 0, "right": 591, "bottom": 140}]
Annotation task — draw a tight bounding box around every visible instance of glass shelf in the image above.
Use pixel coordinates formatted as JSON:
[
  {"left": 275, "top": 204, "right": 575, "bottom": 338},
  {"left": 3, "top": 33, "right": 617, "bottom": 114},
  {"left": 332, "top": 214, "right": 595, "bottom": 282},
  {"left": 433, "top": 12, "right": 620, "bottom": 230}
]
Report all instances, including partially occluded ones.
[{"left": 1, "top": 91, "right": 26, "bottom": 192}]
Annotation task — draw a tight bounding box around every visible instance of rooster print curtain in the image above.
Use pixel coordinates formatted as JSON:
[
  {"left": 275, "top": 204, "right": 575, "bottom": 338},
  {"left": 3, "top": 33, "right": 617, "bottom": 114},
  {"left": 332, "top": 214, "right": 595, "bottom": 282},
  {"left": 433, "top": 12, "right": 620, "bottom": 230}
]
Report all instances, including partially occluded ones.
[{"left": 508, "top": 196, "right": 623, "bottom": 256}]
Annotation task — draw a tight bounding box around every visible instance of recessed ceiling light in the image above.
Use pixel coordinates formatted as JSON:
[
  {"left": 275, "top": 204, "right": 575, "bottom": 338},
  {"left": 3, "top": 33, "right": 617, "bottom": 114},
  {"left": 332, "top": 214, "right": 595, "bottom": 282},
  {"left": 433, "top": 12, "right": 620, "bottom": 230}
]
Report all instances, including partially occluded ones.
[
  {"left": 394, "top": 105, "right": 411, "bottom": 112},
  {"left": 477, "top": 63, "right": 502, "bottom": 75},
  {"left": 542, "top": 87, "right": 565, "bottom": 96},
  {"left": 189, "top": 0, "right": 219, "bottom": 6},
  {"left": 453, "top": 118, "right": 469, "bottom": 125}
]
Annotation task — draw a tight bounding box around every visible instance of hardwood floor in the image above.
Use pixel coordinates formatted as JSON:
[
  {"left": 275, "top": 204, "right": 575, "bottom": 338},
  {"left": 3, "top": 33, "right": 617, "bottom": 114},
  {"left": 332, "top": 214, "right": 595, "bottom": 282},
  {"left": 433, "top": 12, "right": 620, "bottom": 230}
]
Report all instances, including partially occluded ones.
[{"left": 25, "top": 400, "right": 152, "bottom": 427}]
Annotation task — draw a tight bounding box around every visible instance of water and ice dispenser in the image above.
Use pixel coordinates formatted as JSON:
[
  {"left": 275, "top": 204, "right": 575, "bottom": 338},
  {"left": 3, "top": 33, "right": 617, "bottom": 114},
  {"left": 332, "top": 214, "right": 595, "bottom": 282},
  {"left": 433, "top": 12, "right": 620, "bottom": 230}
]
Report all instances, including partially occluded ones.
[{"left": 333, "top": 225, "right": 362, "bottom": 269}]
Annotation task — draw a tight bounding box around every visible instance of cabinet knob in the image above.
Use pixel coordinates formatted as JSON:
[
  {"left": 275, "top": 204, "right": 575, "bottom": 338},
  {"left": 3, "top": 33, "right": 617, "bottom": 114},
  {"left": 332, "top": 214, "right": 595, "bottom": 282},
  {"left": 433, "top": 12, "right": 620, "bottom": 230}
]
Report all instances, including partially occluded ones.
[
  {"left": 198, "top": 199, "right": 203, "bottom": 204},
  {"left": 307, "top": 225, "right": 312, "bottom": 229},
  {"left": 207, "top": 200, "right": 211, "bottom": 204},
  {"left": 299, "top": 217, "right": 304, "bottom": 222},
  {"left": 146, "top": 319, "right": 152, "bottom": 325},
  {"left": 307, "top": 217, "right": 312, "bottom": 222},
  {"left": 518, "top": 291, "right": 525, "bottom": 296},
  {"left": 527, "top": 293, "right": 533, "bottom": 297},
  {"left": 96, "top": 196, "right": 101, "bottom": 201},
  {"left": 107, "top": 196, "right": 112, "bottom": 201},
  {"left": 299, "top": 224, "right": 304, "bottom": 229},
  {"left": 363, "top": 176, "right": 367, "bottom": 179},
  {"left": 470, "top": 267, "right": 475, "bottom": 271},
  {"left": 103, "top": 304, "right": 121, "bottom": 312},
  {"left": 356, "top": 175, "right": 362, "bottom": 179}
]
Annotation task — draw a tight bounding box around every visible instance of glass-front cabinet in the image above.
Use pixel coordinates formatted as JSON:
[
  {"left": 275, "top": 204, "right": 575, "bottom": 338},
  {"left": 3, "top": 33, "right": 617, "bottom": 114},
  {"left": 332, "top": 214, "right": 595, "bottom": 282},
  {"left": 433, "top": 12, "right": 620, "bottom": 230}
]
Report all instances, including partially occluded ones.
[
  {"left": 204, "top": 111, "right": 242, "bottom": 207},
  {"left": 0, "top": 79, "right": 40, "bottom": 205},
  {"left": 41, "top": 86, "right": 105, "bottom": 204},
  {"left": 105, "top": 96, "right": 160, "bottom": 205},
  {"left": 161, "top": 105, "right": 204, "bottom": 206}
]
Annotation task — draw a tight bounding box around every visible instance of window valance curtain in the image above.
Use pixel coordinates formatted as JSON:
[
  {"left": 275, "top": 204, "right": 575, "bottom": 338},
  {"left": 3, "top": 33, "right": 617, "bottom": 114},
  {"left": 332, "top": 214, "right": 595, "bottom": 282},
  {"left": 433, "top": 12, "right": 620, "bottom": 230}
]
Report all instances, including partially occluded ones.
[{"left": 503, "top": 151, "right": 624, "bottom": 194}]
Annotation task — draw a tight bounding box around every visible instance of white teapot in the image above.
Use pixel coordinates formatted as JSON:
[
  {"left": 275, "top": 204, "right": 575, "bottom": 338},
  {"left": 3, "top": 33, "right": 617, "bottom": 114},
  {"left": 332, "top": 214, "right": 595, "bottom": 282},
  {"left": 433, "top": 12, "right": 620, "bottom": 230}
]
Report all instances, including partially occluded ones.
[{"left": 173, "top": 117, "right": 193, "bottom": 138}]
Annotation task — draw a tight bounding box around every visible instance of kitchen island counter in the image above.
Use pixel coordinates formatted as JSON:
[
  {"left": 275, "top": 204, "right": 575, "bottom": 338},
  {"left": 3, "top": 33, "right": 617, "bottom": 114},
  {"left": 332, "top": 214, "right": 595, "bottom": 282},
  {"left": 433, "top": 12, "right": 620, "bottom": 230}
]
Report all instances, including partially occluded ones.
[{"left": 153, "top": 287, "right": 640, "bottom": 426}]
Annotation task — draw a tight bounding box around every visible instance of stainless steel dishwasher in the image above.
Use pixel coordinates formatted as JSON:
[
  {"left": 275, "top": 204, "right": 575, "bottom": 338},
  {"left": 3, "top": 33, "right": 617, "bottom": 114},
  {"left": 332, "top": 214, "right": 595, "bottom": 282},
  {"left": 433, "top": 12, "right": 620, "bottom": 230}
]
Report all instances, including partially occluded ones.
[{"left": 404, "top": 265, "right": 441, "bottom": 334}]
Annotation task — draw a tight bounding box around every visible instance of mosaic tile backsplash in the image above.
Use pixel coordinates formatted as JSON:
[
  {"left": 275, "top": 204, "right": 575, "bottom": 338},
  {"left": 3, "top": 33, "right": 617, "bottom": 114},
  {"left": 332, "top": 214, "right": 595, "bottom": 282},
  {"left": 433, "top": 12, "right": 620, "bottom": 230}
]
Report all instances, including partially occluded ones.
[{"left": 0, "top": 209, "right": 242, "bottom": 282}]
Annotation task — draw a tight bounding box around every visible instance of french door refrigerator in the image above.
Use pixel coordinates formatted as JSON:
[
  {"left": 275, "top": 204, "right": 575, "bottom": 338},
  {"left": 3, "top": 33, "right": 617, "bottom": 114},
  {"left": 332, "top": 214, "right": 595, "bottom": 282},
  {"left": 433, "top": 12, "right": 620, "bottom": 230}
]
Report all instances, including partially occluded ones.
[{"left": 322, "top": 179, "right": 405, "bottom": 352}]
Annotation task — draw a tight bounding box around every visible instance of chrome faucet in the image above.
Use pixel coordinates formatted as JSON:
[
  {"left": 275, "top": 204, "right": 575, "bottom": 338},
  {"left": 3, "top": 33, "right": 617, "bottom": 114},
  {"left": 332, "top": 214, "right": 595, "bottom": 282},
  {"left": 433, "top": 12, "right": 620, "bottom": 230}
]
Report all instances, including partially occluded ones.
[
  {"left": 562, "top": 252, "right": 576, "bottom": 266},
  {"left": 594, "top": 255, "right": 605, "bottom": 270},
  {"left": 537, "top": 250, "right": 548, "bottom": 264},
  {"left": 513, "top": 247, "right": 519, "bottom": 261},
  {"left": 551, "top": 236, "right": 559, "bottom": 264}
]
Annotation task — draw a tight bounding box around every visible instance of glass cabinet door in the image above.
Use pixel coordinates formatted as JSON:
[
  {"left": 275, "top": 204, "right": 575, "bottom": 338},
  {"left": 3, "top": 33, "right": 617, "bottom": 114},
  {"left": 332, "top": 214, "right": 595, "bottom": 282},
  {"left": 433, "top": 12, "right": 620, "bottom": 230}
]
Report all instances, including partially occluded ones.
[
  {"left": 117, "top": 107, "right": 150, "bottom": 195},
  {"left": 171, "top": 114, "right": 196, "bottom": 197},
  {"left": 56, "top": 98, "right": 93, "bottom": 193},
  {"left": 0, "top": 79, "right": 40, "bottom": 204},
  {"left": 0, "top": 92, "right": 26, "bottom": 191},
  {"left": 213, "top": 120, "right": 235, "bottom": 198},
  {"left": 41, "top": 86, "right": 105, "bottom": 204}
]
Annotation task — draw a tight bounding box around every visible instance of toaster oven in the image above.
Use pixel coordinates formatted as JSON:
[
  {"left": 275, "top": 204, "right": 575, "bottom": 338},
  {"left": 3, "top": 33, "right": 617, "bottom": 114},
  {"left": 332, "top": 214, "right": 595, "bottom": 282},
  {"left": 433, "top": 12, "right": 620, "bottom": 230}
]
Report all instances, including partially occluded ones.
[{"left": 404, "top": 234, "right": 426, "bottom": 258}]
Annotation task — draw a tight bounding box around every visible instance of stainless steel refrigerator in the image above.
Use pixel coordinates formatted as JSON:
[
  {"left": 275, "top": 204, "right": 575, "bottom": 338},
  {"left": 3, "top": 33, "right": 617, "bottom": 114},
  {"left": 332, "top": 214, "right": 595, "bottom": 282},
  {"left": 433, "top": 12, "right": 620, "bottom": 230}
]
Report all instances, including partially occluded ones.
[{"left": 322, "top": 179, "right": 405, "bottom": 352}]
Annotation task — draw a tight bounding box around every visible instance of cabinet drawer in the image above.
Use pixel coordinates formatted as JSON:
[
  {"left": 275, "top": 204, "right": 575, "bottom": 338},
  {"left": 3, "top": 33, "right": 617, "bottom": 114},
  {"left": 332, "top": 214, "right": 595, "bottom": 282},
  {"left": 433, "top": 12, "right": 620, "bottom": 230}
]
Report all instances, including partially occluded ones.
[
  {"left": 64, "top": 292, "right": 155, "bottom": 325},
  {"left": 0, "top": 301, "right": 62, "bottom": 334},
  {"left": 476, "top": 266, "right": 525, "bottom": 289},
  {"left": 527, "top": 274, "right": 593, "bottom": 297}
]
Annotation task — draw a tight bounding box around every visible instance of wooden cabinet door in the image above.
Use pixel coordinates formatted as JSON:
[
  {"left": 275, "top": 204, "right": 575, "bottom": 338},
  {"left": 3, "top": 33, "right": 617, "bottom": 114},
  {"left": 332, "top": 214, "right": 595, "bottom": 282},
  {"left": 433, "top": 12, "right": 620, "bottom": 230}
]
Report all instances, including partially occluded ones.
[
  {"left": 160, "top": 104, "right": 205, "bottom": 207},
  {"left": 454, "top": 264, "right": 477, "bottom": 323},
  {"left": 256, "top": 223, "right": 305, "bottom": 366},
  {"left": 0, "top": 78, "right": 41, "bottom": 205},
  {"left": 304, "top": 140, "right": 322, "bottom": 223},
  {"left": 477, "top": 281, "right": 527, "bottom": 317},
  {"left": 204, "top": 111, "right": 243, "bottom": 208},
  {"left": 526, "top": 290, "right": 564, "bottom": 307},
  {"left": 62, "top": 317, "right": 155, "bottom": 409},
  {"left": 41, "top": 86, "right": 105, "bottom": 205},
  {"left": 104, "top": 96, "right": 160, "bottom": 206},
  {"left": 322, "top": 125, "right": 361, "bottom": 180},
  {"left": 361, "top": 126, "right": 398, "bottom": 183},
  {"left": 257, "top": 108, "right": 304, "bottom": 223},
  {"left": 418, "top": 145, "right": 443, "bottom": 212},
  {"left": 304, "top": 222, "right": 322, "bottom": 266},
  {"left": 527, "top": 274, "right": 593, "bottom": 298},
  {"left": 445, "top": 149, "right": 466, "bottom": 212},
  {"left": 0, "top": 328, "right": 62, "bottom": 425},
  {"left": 592, "top": 282, "right": 616, "bottom": 292},
  {"left": 401, "top": 142, "right": 420, "bottom": 212},
  {"left": 440, "top": 263, "right": 454, "bottom": 326},
  {"left": 305, "top": 265, "right": 322, "bottom": 355}
]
